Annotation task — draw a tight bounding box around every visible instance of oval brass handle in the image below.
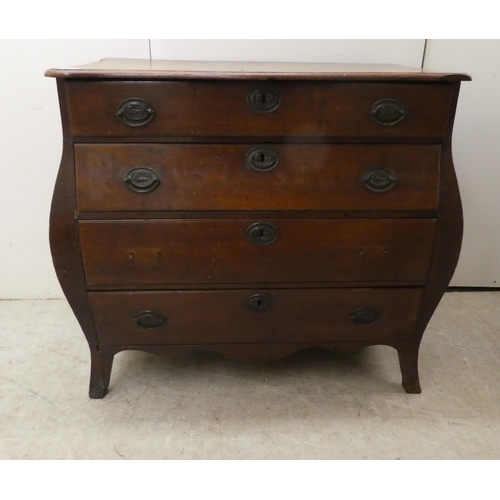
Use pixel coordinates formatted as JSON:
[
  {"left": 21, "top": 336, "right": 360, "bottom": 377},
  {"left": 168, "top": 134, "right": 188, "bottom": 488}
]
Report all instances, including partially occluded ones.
[
  {"left": 117, "top": 98, "right": 155, "bottom": 126},
  {"left": 134, "top": 311, "right": 166, "bottom": 329},
  {"left": 124, "top": 167, "right": 160, "bottom": 193},
  {"left": 349, "top": 308, "right": 380, "bottom": 325},
  {"left": 246, "top": 147, "right": 279, "bottom": 172},
  {"left": 246, "top": 222, "right": 278, "bottom": 246},
  {"left": 245, "top": 293, "right": 275, "bottom": 311},
  {"left": 362, "top": 167, "right": 397, "bottom": 193},
  {"left": 247, "top": 87, "right": 281, "bottom": 113},
  {"left": 370, "top": 98, "right": 406, "bottom": 125}
]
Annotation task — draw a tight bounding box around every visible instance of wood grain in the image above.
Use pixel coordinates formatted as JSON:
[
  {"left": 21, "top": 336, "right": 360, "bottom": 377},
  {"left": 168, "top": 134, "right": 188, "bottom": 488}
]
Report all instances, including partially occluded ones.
[
  {"left": 45, "top": 58, "right": 471, "bottom": 82},
  {"left": 89, "top": 287, "right": 424, "bottom": 346},
  {"left": 65, "top": 81, "right": 454, "bottom": 138},
  {"left": 46, "top": 60, "right": 468, "bottom": 397},
  {"left": 79, "top": 218, "right": 437, "bottom": 286},
  {"left": 75, "top": 144, "right": 441, "bottom": 212},
  {"left": 49, "top": 81, "right": 98, "bottom": 347}
]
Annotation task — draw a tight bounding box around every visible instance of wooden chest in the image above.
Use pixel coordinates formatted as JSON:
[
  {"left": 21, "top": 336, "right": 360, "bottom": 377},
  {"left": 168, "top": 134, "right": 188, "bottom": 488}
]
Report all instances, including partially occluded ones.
[{"left": 45, "top": 59, "right": 470, "bottom": 398}]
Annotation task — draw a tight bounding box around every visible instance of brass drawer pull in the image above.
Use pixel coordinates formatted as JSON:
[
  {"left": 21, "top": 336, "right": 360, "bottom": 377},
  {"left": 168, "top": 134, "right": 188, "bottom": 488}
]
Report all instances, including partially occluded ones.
[
  {"left": 349, "top": 308, "right": 380, "bottom": 325},
  {"left": 117, "top": 98, "right": 155, "bottom": 126},
  {"left": 124, "top": 167, "right": 160, "bottom": 193},
  {"left": 246, "top": 147, "right": 279, "bottom": 172},
  {"left": 370, "top": 98, "right": 406, "bottom": 125},
  {"left": 247, "top": 87, "right": 281, "bottom": 113},
  {"left": 245, "top": 294, "right": 275, "bottom": 310},
  {"left": 134, "top": 311, "right": 166, "bottom": 329},
  {"left": 246, "top": 222, "right": 278, "bottom": 246},
  {"left": 362, "top": 167, "right": 397, "bottom": 193}
]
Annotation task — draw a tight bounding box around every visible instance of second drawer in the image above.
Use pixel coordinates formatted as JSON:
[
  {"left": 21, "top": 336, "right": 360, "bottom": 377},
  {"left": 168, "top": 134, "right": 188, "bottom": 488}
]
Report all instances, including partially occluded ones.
[
  {"left": 75, "top": 144, "right": 441, "bottom": 212},
  {"left": 79, "top": 218, "right": 436, "bottom": 286}
]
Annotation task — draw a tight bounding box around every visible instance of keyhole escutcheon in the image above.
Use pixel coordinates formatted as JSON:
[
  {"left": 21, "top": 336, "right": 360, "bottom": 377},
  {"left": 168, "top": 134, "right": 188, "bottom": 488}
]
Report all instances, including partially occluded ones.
[
  {"left": 246, "top": 222, "right": 278, "bottom": 246},
  {"left": 245, "top": 293, "right": 275, "bottom": 310},
  {"left": 246, "top": 88, "right": 282, "bottom": 113},
  {"left": 245, "top": 147, "right": 279, "bottom": 172}
]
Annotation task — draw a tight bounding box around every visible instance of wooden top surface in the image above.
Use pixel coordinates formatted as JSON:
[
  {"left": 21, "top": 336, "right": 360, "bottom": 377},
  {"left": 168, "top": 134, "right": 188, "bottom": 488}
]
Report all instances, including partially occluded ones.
[{"left": 45, "top": 58, "right": 471, "bottom": 81}]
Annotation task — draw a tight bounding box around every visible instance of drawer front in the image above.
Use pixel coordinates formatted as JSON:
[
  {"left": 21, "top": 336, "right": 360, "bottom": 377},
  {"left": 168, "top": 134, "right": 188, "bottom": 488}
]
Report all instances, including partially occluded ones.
[
  {"left": 79, "top": 219, "right": 436, "bottom": 286},
  {"left": 89, "top": 287, "right": 424, "bottom": 346},
  {"left": 75, "top": 144, "right": 440, "bottom": 212},
  {"left": 66, "top": 81, "right": 453, "bottom": 138}
]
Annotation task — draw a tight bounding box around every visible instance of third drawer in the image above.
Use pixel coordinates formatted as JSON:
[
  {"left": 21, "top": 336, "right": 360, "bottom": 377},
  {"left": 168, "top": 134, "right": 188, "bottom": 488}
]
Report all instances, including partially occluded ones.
[{"left": 79, "top": 218, "right": 436, "bottom": 286}]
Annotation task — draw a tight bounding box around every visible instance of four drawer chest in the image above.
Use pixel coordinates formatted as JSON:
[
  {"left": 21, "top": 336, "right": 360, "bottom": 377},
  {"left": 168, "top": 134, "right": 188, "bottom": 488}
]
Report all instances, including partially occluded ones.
[{"left": 45, "top": 59, "right": 470, "bottom": 398}]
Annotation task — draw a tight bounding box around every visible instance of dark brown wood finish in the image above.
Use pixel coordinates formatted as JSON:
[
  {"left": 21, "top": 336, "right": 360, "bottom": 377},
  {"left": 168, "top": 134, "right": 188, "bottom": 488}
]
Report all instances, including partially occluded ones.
[
  {"left": 79, "top": 219, "right": 436, "bottom": 286},
  {"left": 70, "top": 136, "right": 450, "bottom": 145},
  {"left": 65, "top": 81, "right": 454, "bottom": 139},
  {"left": 86, "top": 280, "right": 428, "bottom": 291},
  {"left": 89, "top": 288, "right": 424, "bottom": 346},
  {"left": 75, "top": 144, "right": 440, "bottom": 212},
  {"left": 89, "top": 347, "right": 114, "bottom": 399},
  {"left": 76, "top": 210, "right": 438, "bottom": 220},
  {"left": 46, "top": 59, "right": 468, "bottom": 398},
  {"left": 397, "top": 83, "right": 465, "bottom": 393},
  {"left": 48, "top": 81, "right": 111, "bottom": 398}
]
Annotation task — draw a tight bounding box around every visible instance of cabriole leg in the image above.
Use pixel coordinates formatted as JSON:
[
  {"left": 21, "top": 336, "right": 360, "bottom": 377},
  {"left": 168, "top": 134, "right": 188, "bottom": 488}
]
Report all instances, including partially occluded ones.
[
  {"left": 397, "top": 342, "right": 422, "bottom": 394},
  {"left": 89, "top": 346, "right": 114, "bottom": 399}
]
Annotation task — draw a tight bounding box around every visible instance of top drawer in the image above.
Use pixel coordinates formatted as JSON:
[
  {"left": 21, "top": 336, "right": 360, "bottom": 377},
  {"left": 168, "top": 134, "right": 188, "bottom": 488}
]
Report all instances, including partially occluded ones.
[{"left": 65, "top": 81, "right": 453, "bottom": 139}]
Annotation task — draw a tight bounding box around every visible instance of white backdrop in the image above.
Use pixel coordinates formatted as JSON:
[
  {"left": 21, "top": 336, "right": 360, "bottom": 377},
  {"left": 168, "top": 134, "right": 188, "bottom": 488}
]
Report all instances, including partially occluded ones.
[{"left": 0, "top": 39, "right": 496, "bottom": 298}]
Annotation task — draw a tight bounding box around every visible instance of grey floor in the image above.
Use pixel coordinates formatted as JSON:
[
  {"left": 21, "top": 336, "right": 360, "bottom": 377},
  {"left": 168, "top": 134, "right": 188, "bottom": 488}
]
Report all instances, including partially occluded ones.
[{"left": 1, "top": 291, "right": 499, "bottom": 459}]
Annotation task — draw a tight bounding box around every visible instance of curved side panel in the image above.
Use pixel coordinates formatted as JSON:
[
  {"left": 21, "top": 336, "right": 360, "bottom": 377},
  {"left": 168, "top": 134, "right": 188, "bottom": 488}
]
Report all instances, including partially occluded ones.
[
  {"left": 413, "top": 83, "right": 464, "bottom": 342},
  {"left": 397, "top": 82, "right": 464, "bottom": 394},
  {"left": 413, "top": 143, "right": 463, "bottom": 340},
  {"left": 50, "top": 142, "right": 97, "bottom": 345},
  {"left": 49, "top": 80, "right": 104, "bottom": 397}
]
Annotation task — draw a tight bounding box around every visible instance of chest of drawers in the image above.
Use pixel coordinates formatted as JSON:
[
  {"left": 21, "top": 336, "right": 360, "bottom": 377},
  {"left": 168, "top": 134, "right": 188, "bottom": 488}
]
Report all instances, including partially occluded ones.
[{"left": 46, "top": 59, "right": 470, "bottom": 399}]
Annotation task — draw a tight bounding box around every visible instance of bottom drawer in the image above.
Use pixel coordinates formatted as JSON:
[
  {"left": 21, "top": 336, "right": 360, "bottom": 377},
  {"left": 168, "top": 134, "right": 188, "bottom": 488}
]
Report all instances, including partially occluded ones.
[{"left": 89, "top": 288, "right": 423, "bottom": 346}]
